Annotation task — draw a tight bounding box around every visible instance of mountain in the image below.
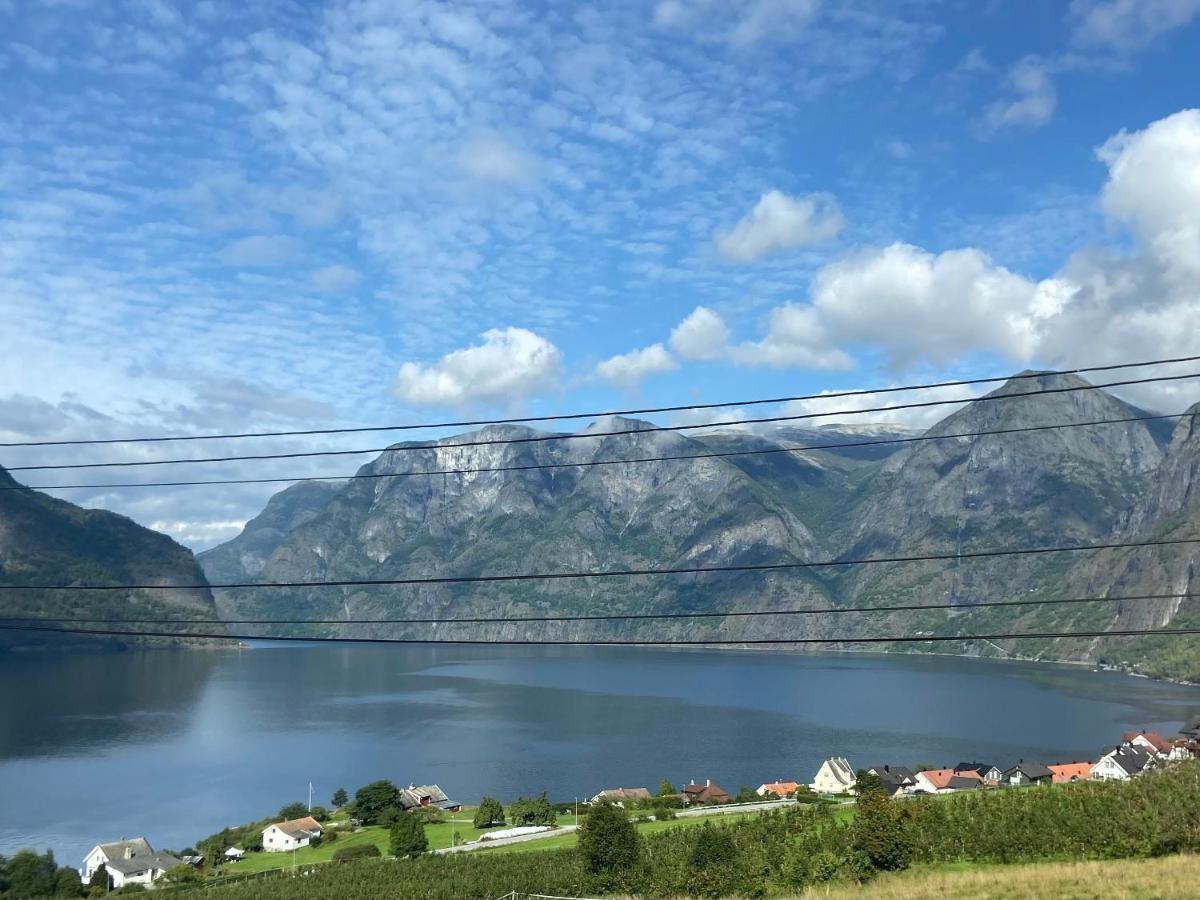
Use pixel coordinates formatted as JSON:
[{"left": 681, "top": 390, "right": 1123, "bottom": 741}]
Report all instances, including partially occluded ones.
[
  {"left": 0, "top": 464, "right": 224, "bottom": 650},
  {"left": 201, "top": 375, "right": 1199, "bottom": 679}
]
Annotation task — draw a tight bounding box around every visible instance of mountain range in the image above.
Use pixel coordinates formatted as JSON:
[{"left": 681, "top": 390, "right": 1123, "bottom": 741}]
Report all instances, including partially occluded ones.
[{"left": 197, "top": 372, "right": 1200, "bottom": 682}]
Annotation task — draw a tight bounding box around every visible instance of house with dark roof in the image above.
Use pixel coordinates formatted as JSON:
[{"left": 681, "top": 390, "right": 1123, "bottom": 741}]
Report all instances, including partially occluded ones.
[
  {"left": 400, "top": 784, "right": 461, "bottom": 812},
  {"left": 681, "top": 780, "right": 730, "bottom": 805},
  {"left": 954, "top": 761, "right": 1003, "bottom": 783},
  {"left": 262, "top": 816, "right": 322, "bottom": 852},
  {"left": 1002, "top": 761, "right": 1053, "bottom": 786},
  {"left": 1093, "top": 745, "right": 1155, "bottom": 781},
  {"left": 82, "top": 838, "right": 180, "bottom": 890},
  {"left": 866, "top": 765, "right": 918, "bottom": 797}
]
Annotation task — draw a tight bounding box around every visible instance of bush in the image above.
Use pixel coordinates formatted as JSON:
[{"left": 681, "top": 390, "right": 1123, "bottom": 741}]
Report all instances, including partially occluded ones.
[
  {"left": 473, "top": 797, "right": 505, "bottom": 829},
  {"left": 853, "top": 790, "right": 914, "bottom": 872},
  {"left": 578, "top": 799, "right": 640, "bottom": 880},
  {"left": 354, "top": 781, "right": 402, "bottom": 825},
  {"left": 331, "top": 845, "right": 381, "bottom": 863},
  {"left": 390, "top": 813, "right": 429, "bottom": 858},
  {"left": 278, "top": 802, "right": 309, "bottom": 820},
  {"left": 652, "top": 803, "right": 677, "bottom": 821},
  {"left": 309, "top": 806, "right": 329, "bottom": 822},
  {"left": 509, "top": 792, "right": 556, "bottom": 827},
  {"left": 416, "top": 806, "right": 445, "bottom": 824}
]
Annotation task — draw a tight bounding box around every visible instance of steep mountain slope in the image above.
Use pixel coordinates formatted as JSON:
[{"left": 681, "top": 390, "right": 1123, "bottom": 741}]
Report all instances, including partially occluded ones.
[
  {"left": 203, "top": 417, "right": 841, "bottom": 642},
  {"left": 0, "top": 465, "right": 224, "bottom": 650}
]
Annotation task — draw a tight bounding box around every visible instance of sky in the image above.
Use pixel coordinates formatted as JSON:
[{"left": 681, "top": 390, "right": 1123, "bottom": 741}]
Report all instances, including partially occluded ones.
[{"left": 1, "top": 0, "right": 1199, "bottom": 550}]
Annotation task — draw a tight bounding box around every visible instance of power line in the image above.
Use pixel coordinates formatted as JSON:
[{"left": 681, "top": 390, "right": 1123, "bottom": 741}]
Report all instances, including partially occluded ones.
[
  {"left": 1, "top": 621, "right": 1197, "bottom": 645},
  {"left": 3, "top": 353, "right": 1197, "bottom": 449},
  {"left": 2, "top": 591, "right": 1190, "bottom": 625},
  {"left": 6, "top": 370, "right": 1198, "bottom": 473},
  {"left": 2, "top": 535, "right": 1195, "bottom": 592},
  {"left": 6, "top": 411, "right": 1188, "bottom": 492}
]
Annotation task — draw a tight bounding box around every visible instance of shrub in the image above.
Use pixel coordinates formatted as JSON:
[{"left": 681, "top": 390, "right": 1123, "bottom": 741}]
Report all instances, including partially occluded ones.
[
  {"left": 509, "top": 792, "right": 556, "bottom": 827},
  {"left": 277, "top": 802, "right": 309, "bottom": 820},
  {"left": 578, "top": 799, "right": 640, "bottom": 878},
  {"left": 331, "top": 845, "right": 381, "bottom": 863},
  {"left": 853, "top": 789, "right": 914, "bottom": 872},
  {"left": 473, "top": 796, "right": 506, "bottom": 829},
  {"left": 390, "top": 813, "right": 429, "bottom": 858},
  {"left": 354, "top": 781, "right": 402, "bottom": 825}
]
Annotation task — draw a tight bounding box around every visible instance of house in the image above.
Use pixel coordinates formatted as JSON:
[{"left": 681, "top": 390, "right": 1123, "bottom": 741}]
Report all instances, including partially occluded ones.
[
  {"left": 400, "top": 784, "right": 462, "bottom": 812},
  {"left": 756, "top": 780, "right": 799, "bottom": 798},
  {"left": 810, "top": 758, "right": 855, "bottom": 794},
  {"left": 1170, "top": 737, "right": 1200, "bottom": 760},
  {"left": 1003, "top": 761, "right": 1053, "bottom": 786},
  {"left": 681, "top": 779, "right": 730, "bottom": 805},
  {"left": 262, "top": 816, "right": 322, "bottom": 852},
  {"left": 953, "top": 761, "right": 1003, "bottom": 783},
  {"left": 914, "top": 768, "right": 982, "bottom": 794},
  {"left": 82, "top": 839, "right": 180, "bottom": 890},
  {"left": 1047, "top": 761, "right": 1093, "bottom": 783},
  {"left": 866, "top": 766, "right": 917, "bottom": 797},
  {"left": 590, "top": 787, "right": 653, "bottom": 805},
  {"left": 1122, "top": 730, "right": 1174, "bottom": 757},
  {"left": 1093, "top": 746, "right": 1154, "bottom": 781}
]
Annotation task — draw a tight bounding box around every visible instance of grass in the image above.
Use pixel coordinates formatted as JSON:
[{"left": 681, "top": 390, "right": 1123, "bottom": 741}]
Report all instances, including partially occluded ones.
[
  {"left": 796, "top": 854, "right": 1200, "bottom": 899},
  {"left": 485, "top": 808, "right": 763, "bottom": 854}
]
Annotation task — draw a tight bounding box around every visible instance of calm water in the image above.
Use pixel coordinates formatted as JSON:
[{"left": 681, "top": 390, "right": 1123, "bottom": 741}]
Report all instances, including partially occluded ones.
[{"left": 2, "top": 644, "right": 1198, "bottom": 865}]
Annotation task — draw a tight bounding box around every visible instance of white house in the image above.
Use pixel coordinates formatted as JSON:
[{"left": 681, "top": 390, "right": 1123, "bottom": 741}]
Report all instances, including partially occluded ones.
[
  {"left": 82, "top": 838, "right": 180, "bottom": 890},
  {"left": 810, "top": 757, "right": 855, "bottom": 794},
  {"left": 1092, "top": 746, "right": 1154, "bottom": 781},
  {"left": 262, "top": 815, "right": 322, "bottom": 852}
]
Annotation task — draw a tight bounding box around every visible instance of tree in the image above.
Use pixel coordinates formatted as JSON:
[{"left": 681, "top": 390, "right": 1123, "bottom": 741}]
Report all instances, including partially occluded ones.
[
  {"left": 278, "top": 801, "right": 309, "bottom": 820},
  {"left": 688, "top": 823, "right": 740, "bottom": 899},
  {"left": 733, "top": 785, "right": 758, "bottom": 804},
  {"left": 657, "top": 778, "right": 676, "bottom": 797},
  {"left": 855, "top": 769, "right": 885, "bottom": 796},
  {"left": 162, "top": 865, "right": 201, "bottom": 885},
  {"left": 354, "top": 780, "right": 402, "bottom": 825},
  {"left": 87, "top": 864, "right": 109, "bottom": 896},
  {"left": 54, "top": 866, "right": 84, "bottom": 897},
  {"left": 853, "top": 789, "right": 914, "bottom": 872},
  {"left": 509, "top": 792, "right": 556, "bottom": 826},
  {"left": 473, "top": 796, "right": 506, "bottom": 829},
  {"left": 5, "top": 849, "right": 58, "bottom": 899},
  {"left": 332, "top": 788, "right": 349, "bottom": 809},
  {"left": 389, "top": 813, "right": 428, "bottom": 858},
  {"left": 578, "top": 799, "right": 640, "bottom": 876}
]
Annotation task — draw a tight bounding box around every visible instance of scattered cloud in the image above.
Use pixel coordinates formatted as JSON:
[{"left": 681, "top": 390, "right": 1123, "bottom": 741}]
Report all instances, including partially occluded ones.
[
  {"left": 594, "top": 343, "right": 678, "bottom": 388},
  {"left": 984, "top": 56, "right": 1057, "bottom": 133},
  {"left": 393, "top": 327, "right": 562, "bottom": 407},
  {"left": 1069, "top": 0, "right": 1200, "bottom": 51},
  {"left": 715, "top": 190, "right": 844, "bottom": 262},
  {"left": 310, "top": 264, "right": 362, "bottom": 292},
  {"left": 782, "top": 383, "right": 983, "bottom": 429},
  {"left": 885, "top": 139, "right": 913, "bottom": 160},
  {"left": 654, "top": 0, "right": 821, "bottom": 45},
  {"left": 459, "top": 135, "right": 537, "bottom": 184},
  {"left": 669, "top": 306, "right": 731, "bottom": 361},
  {"left": 730, "top": 304, "right": 854, "bottom": 370},
  {"left": 220, "top": 234, "right": 303, "bottom": 267}
]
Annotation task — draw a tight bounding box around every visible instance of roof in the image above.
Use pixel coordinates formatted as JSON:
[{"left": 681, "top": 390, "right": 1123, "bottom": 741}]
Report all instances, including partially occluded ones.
[
  {"left": 919, "top": 768, "right": 980, "bottom": 790},
  {"left": 1123, "top": 731, "right": 1173, "bottom": 754},
  {"left": 954, "top": 762, "right": 998, "bottom": 777},
  {"left": 268, "top": 816, "right": 322, "bottom": 839},
  {"left": 1048, "top": 761, "right": 1094, "bottom": 782},
  {"left": 1104, "top": 746, "right": 1153, "bottom": 775},
  {"left": 682, "top": 781, "right": 729, "bottom": 800},
  {"left": 93, "top": 838, "right": 153, "bottom": 862},
  {"left": 815, "top": 757, "right": 855, "bottom": 786},
  {"left": 596, "top": 787, "right": 653, "bottom": 801},
  {"left": 869, "top": 765, "right": 916, "bottom": 781},
  {"left": 400, "top": 784, "right": 458, "bottom": 810},
  {"left": 758, "top": 781, "right": 799, "bottom": 795},
  {"left": 103, "top": 851, "right": 181, "bottom": 876},
  {"left": 1005, "top": 761, "right": 1053, "bottom": 779},
  {"left": 945, "top": 776, "right": 981, "bottom": 791}
]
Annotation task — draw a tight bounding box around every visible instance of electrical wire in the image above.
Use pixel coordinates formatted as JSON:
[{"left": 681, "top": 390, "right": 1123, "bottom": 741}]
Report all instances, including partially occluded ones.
[
  {"left": 3, "top": 353, "right": 1197, "bottom": 449},
  {"left": 1, "top": 535, "right": 1195, "bottom": 592},
  {"left": 1, "top": 591, "right": 1190, "bottom": 625},
  {"left": 6, "top": 411, "right": 1188, "bottom": 493},
  {"left": 5, "top": 369, "right": 1198, "bottom": 473},
  {"left": 1, "top": 621, "right": 1197, "bottom": 645}
]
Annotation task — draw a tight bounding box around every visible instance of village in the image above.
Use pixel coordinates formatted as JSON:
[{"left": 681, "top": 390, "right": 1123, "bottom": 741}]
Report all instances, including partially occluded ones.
[{"left": 73, "top": 716, "right": 1200, "bottom": 892}]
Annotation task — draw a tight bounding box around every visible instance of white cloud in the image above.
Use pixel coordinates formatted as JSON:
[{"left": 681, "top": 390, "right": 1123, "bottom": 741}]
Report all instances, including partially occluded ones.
[
  {"left": 1097, "top": 108, "right": 1200, "bottom": 275},
  {"left": 715, "top": 190, "right": 844, "bottom": 262},
  {"left": 393, "top": 327, "right": 561, "bottom": 407},
  {"left": 459, "top": 135, "right": 537, "bottom": 184},
  {"left": 885, "top": 139, "right": 912, "bottom": 160},
  {"left": 220, "top": 234, "right": 303, "bottom": 266},
  {"left": 782, "top": 384, "right": 983, "bottom": 429},
  {"left": 984, "top": 57, "right": 1056, "bottom": 132},
  {"left": 1070, "top": 0, "right": 1200, "bottom": 51},
  {"left": 730, "top": 304, "right": 854, "bottom": 370},
  {"left": 653, "top": 0, "right": 821, "bottom": 45},
  {"left": 594, "top": 343, "right": 678, "bottom": 388},
  {"left": 669, "top": 306, "right": 731, "bottom": 361},
  {"left": 310, "top": 264, "right": 362, "bottom": 292}
]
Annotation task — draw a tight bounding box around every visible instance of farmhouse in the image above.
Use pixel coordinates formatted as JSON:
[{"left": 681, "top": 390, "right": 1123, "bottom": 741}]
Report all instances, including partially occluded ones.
[
  {"left": 82, "top": 838, "right": 180, "bottom": 890},
  {"left": 262, "top": 815, "right": 322, "bottom": 852},
  {"left": 810, "top": 758, "right": 855, "bottom": 794},
  {"left": 400, "top": 784, "right": 462, "bottom": 812},
  {"left": 590, "top": 787, "right": 653, "bottom": 805},
  {"left": 1048, "top": 761, "right": 1093, "bottom": 783},
  {"left": 756, "top": 780, "right": 799, "bottom": 798},
  {"left": 681, "top": 780, "right": 730, "bottom": 805},
  {"left": 1093, "top": 746, "right": 1154, "bottom": 781}
]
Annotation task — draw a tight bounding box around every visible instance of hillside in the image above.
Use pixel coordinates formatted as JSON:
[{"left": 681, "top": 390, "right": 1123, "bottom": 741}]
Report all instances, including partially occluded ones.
[
  {"left": 0, "top": 464, "right": 225, "bottom": 650},
  {"left": 200, "top": 374, "right": 1200, "bottom": 677}
]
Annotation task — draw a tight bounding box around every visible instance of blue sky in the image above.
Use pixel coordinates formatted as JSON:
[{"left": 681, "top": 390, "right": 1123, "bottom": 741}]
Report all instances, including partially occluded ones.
[{"left": 1, "top": 0, "right": 1199, "bottom": 547}]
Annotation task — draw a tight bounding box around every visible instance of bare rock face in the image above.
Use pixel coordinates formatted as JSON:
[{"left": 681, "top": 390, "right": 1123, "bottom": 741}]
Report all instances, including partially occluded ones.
[
  {"left": 201, "top": 379, "right": 1200, "bottom": 677},
  {"left": 0, "top": 465, "right": 223, "bottom": 650}
]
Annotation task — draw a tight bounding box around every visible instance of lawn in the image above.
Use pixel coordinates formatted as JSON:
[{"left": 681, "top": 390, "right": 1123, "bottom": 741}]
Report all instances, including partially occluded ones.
[{"left": 485, "top": 808, "right": 764, "bottom": 854}]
